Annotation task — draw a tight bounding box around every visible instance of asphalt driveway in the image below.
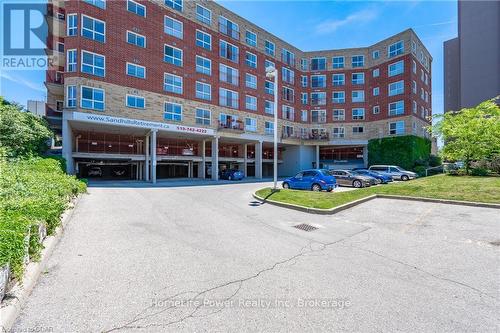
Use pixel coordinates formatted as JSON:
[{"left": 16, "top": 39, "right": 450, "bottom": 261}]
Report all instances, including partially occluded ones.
[{"left": 12, "top": 181, "right": 500, "bottom": 332}]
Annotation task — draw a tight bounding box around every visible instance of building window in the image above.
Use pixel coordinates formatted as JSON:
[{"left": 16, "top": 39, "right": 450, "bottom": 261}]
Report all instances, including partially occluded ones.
[
  {"left": 127, "top": 31, "right": 146, "bottom": 48},
  {"left": 332, "top": 74, "right": 344, "bottom": 86},
  {"left": 80, "top": 86, "right": 104, "bottom": 111},
  {"left": 351, "top": 90, "right": 365, "bottom": 103},
  {"left": 265, "top": 60, "right": 275, "bottom": 71},
  {"left": 282, "top": 125, "right": 294, "bottom": 138},
  {"left": 66, "top": 85, "right": 76, "bottom": 108},
  {"left": 81, "top": 15, "right": 105, "bottom": 43},
  {"left": 164, "top": 16, "right": 183, "bottom": 39},
  {"left": 281, "top": 49, "right": 295, "bottom": 66},
  {"left": 388, "top": 60, "right": 404, "bottom": 76},
  {"left": 310, "top": 57, "right": 326, "bottom": 71},
  {"left": 372, "top": 105, "right": 380, "bottom": 114},
  {"left": 332, "top": 56, "right": 344, "bottom": 69},
  {"left": 164, "top": 44, "right": 182, "bottom": 66},
  {"left": 352, "top": 126, "right": 364, "bottom": 134},
  {"left": 195, "top": 30, "right": 211, "bottom": 50},
  {"left": 301, "top": 58, "right": 308, "bottom": 70},
  {"left": 388, "top": 80, "right": 404, "bottom": 96},
  {"left": 332, "top": 91, "right": 345, "bottom": 103},
  {"left": 301, "top": 110, "right": 308, "bottom": 122},
  {"left": 220, "top": 40, "right": 239, "bottom": 63},
  {"left": 81, "top": 51, "right": 105, "bottom": 77},
  {"left": 412, "top": 60, "right": 417, "bottom": 74},
  {"left": 219, "top": 88, "right": 239, "bottom": 109},
  {"left": 165, "top": 0, "right": 182, "bottom": 12},
  {"left": 388, "top": 40, "right": 404, "bottom": 58},
  {"left": 301, "top": 75, "right": 308, "bottom": 87},
  {"left": 300, "top": 92, "right": 307, "bottom": 105},
  {"left": 245, "top": 73, "right": 257, "bottom": 89},
  {"left": 164, "top": 102, "right": 182, "bottom": 121},
  {"left": 245, "top": 30, "right": 257, "bottom": 47},
  {"left": 420, "top": 69, "right": 425, "bottom": 82},
  {"left": 373, "top": 87, "right": 379, "bottom": 96},
  {"left": 196, "top": 4, "right": 211, "bottom": 25},
  {"left": 265, "top": 100, "right": 274, "bottom": 114},
  {"left": 127, "top": 0, "right": 145, "bottom": 17},
  {"left": 265, "top": 40, "right": 275, "bottom": 56},
  {"left": 245, "top": 52, "right": 257, "bottom": 68},
  {"left": 219, "top": 64, "right": 239, "bottom": 86},
  {"left": 66, "top": 49, "right": 77, "bottom": 72},
  {"left": 126, "top": 94, "right": 145, "bottom": 109},
  {"left": 373, "top": 68, "right": 379, "bottom": 77},
  {"left": 421, "top": 88, "right": 425, "bottom": 100},
  {"left": 126, "top": 63, "right": 145, "bottom": 78},
  {"left": 245, "top": 95, "right": 257, "bottom": 111},
  {"left": 245, "top": 117, "right": 257, "bottom": 132},
  {"left": 311, "top": 92, "right": 326, "bottom": 106},
  {"left": 265, "top": 121, "right": 274, "bottom": 135},
  {"left": 372, "top": 50, "right": 379, "bottom": 59},
  {"left": 389, "top": 121, "right": 405, "bottom": 135},
  {"left": 265, "top": 81, "right": 274, "bottom": 95},
  {"left": 413, "top": 101, "right": 417, "bottom": 113},
  {"left": 195, "top": 55, "right": 211, "bottom": 75},
  {"left": 311, "top": 110, "right": 326, "bottom": 123},
  {"left": 282, "top": 67, "right": 295, "bottom": 84},
  {"left": 195, "top": 81, "right": 211, "bottom": 100},
  {"left": 352, "top": 108, "right": 365, "bottom": 120},
  {"left": 332, "top": 127, "right": 345, "bottom": 138},
  {"left": 282, "top": 87, "right": 294, "bottom": 102},
  {"left": 412, "top": 80, "right": 417, "bottom": 94},
  {"left": 67, "top": 14, "right": 77, "bottom": 36},
  {"left": 196, "top": 108, "right": 211, "bottom": 125},
  {"left": 352, "top": 73, "right": 364, "bottom": 85},
  {"left": 352, "top": 55, "right": 364, "bottom": 68},
  {"left": 389, "top": 100, "right": 404, "bottom": 116},
  {"left": 83, "top": 0, "right": 106, "bottom": 9},
  {"left": 164, "top": 73, "right": 183, "bottom": 94},
  {"left": 332, "top": 109, "right": 345, "bottom": 121},
  {"left": 219, "top": 16, "right": 239, "bottom": 40},
  {"left": 311, "top": 75, "right": 326, "bottom": 88},
  {"left": 425, "top": 91, "right": 429, "bottom": 102}
]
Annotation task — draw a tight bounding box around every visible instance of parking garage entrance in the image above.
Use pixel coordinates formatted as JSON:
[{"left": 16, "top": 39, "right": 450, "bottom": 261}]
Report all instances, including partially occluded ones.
[{"left": 76, "top": 159, "right": 141, "bottom": 180}]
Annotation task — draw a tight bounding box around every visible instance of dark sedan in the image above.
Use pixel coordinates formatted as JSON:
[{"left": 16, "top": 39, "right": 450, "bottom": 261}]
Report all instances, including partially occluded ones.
[{"left": 328, "top": 169, "right": 375, "bottom": 188}]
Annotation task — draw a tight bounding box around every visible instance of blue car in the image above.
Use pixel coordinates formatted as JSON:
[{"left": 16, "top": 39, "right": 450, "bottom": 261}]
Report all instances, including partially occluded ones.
[
  {"left": 282, "top": 169, "right": 337, "bottom": 192},
  {"left": 220, "top": 169, "right": 244, "bottom": 180},
  {"left": 352, "top": 168, "right": 393, "bottom": 184}
]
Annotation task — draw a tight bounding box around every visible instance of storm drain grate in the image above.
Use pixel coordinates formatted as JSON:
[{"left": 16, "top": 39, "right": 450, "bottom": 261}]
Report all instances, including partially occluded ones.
[{"left": 293, "top": 223, "right": 318, "bottom": 232}]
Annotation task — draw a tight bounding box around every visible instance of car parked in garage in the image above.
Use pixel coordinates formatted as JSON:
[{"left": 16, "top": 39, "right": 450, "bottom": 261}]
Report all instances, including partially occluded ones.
[
  {"left": 219, "top": 169, "right": 245, "bottom": 180},
  {"left": 282, "top": 169, "right": 337, "bottom": 192},
  {"left": 352, "top": 168, "right": 393, "bottom": 184},
  {"left": 368, "top": 165, "right": 417, "bottom": 181},
  {"left": 328, "top": 170, "right": 375, "bottom": 188},
  {"left": 88, "top": 167, "right": 102, "bottom": 177}
]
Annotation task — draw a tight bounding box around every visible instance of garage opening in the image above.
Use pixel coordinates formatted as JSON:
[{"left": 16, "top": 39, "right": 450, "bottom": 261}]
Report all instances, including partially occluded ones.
[{"left": 76, "top": 161, "right": 139, "bottom": 180}]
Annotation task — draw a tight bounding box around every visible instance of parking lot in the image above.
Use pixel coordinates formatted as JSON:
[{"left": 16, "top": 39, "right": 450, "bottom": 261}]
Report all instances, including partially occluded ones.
[{"left": 13, "top": 181, "right": 500, "bottom": 332}]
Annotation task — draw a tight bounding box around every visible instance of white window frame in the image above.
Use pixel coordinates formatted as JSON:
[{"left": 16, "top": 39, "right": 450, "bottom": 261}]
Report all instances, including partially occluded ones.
[
  {"left": 389, "top": 121, "right": 405, "bottom": 135},
  {"left": 245, "top": 51, "right": 257, "bottom": 68},
  {"left": 80, "top": 85, "right": 105, "bottom": 111},
  {"left": 388, "top": 40, "right": 404, "bottom": 58},
  {"left": 126, "top": 62, "right": 146, "bottom": 79},
  {"left": 195, "top": 30, "right": 212, "bottom": 50},
  {"left": 245, "top": 30, "right": 257, "bottom": 47},
  {"left": 126, "top": 30, "right": 146, "bottom": 48},
  {"left": 245, "top": 117, "right": 257, "bottom": 132},
  {"left": 66, "top": 85, "right": 77, "bottom": 108},
  {"left": 81, "top": 14, "right": 105, "bottom": 43},
  {"left": 195, "top": 4, "right": 211, "bottom": 25},
  {"left": 245, "top": 95, "right": 257, "bottom": 111},
  {"left": 126, "top": 94, "right": 145, "bottom": 109},
  {"left": 163, "top": 73, "right": 183, "bottom": 94},
  {"left": 351, "top": 72, "right": 365, "bottom": 85},
  {"left": 388, "top": 60, "right": 404, "bottom": 77},
  {"left": 66, "top": 49, "right": 77, "bottom": 72},
  {"left": 165, "top": 0, "right": 183, "bottom": 12},
  {"left": 352, "top": 108, "right": 365, "bottom": 120},
  {"left": 332, "top": 91, "right": 345, "bottom": 104},
  {"left": 195, "top": 81, "right": 211, "bottom": 101},
  {"left": 195, "top": 108, "right": 211, "bottom": 125},
  {"left": 164, "top": 102, "right": 183, "bottom": 122},
  {"left": 332, "top": 56, "right": 344, "bottom": 69},
  {"left": 388, "top": 100, "right": 405, "bottom": 116},
  {"left": 81, "top": 50, "right": 105, "bottom": 77},
  {"left": 351, "top": 90, "right": 365, "bottom": 103},
  {"left": 332, "top": 109, "right": 345, "bottom": 121},
  {"left": 127, "top": 0, "right": 146, "bottom": 17},
  {"left": 67, "top": 13, "right": 77, "bottom": 36},
  {"left": 245, "top": 73, "right": 257, "bottom": 89},
  {"left": 195, "top": 55, "right": 211, "bottom": 76},
  {"left": 219, "top": 88, "right": 239, "bottom": 109},
  {"left": 164, "top": 15, "right": 183, "bottom": 39},
  {"left": 164, "top": 44, "right": 183, "bottom": 66},
  {"left": 265, "top": 40, "right": 275, "bottom": 56},
  {"left": 388, "top": 80, "right": 404, "bottom": 96}
]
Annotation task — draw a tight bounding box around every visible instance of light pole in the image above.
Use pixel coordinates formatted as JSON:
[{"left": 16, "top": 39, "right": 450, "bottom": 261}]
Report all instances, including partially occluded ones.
[{"left": 265, "top": 66, "right": 279, "bottom": 191}]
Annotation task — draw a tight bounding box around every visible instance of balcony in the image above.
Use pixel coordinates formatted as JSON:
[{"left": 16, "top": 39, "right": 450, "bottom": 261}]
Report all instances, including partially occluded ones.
[{"left": 218, "top": 120, "right": 244, "bottom": 132}]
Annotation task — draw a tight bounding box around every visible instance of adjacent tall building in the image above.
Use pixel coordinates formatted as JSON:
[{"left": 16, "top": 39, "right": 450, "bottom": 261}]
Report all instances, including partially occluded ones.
[
  {"left": 444, "top": 0, "right": 500, "bottom": 112},
  {"left": 45, "top": 0, "right": 432, "bottom": 181}
]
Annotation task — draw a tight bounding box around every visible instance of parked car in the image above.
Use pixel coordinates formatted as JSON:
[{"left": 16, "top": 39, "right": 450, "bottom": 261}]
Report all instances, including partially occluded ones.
[
  {"left": 368, "top": 165, "right": 417, "bottom": 181},
  {"left": 220, "top": 169, "right": 245, "bottom": 180},
  {"left": 282, "top": 169, "right": 337, "bottom": 192},
  {"left": 88, "top": 167, "right": 102, "bottom": 177},
  {"left": 328, "top": 170, "right": 374, "bottom": 188},
  {"left": 112, "top": 167, "right": 127, "bottom": 177},
  {"left": 352, "top": 168, "right": 393, "bottom": 184}
]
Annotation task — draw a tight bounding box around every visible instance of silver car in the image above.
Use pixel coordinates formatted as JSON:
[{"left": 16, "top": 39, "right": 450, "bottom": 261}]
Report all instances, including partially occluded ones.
[
  {"left": 329, "top": 170, "right": 374, "bottom": 188},
  {"left": 368, "top": 165, "right": 416, "bottom": 181}
]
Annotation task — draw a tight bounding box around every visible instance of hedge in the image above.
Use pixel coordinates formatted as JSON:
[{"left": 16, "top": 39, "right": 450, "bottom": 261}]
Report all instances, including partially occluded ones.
[{"left": 368, "top": 135, "right": 431, "bottom": 171}]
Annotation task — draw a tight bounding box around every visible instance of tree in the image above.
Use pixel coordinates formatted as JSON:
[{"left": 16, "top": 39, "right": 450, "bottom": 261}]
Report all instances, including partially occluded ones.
[
  {"left": 432, "top": 99, "right": 500, "bottom": 174},
  {"left": 0, "top": 97, "right": 53, "bottom": 158}
]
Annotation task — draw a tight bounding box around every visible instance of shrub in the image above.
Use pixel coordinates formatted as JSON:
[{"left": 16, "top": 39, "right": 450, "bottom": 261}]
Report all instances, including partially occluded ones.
[
  {"left": 414, "top": 166, "right": 427, "bottom": 177},
  {"left": 489, "top": 155, "right": 500, "bottom": 174},
  {"left": 368, "top": 135, "right": 431, "bottom": 170},
  {"left": 471, "top": 168, "right": 489, "bottom": 176},
  {"left": 428, "top": 154, "right": 442, "bottom": 167}
]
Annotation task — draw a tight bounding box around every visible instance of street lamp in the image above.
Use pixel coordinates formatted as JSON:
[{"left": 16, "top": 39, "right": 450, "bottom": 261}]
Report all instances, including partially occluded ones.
[{"left": 265, "top": 66, "right": 278, "bottom": 191}]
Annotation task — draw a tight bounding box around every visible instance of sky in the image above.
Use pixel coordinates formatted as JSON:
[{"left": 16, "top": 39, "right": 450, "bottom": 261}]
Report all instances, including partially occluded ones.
[{"left": 0, "top": 0, "right": 457, "bottom": 118}]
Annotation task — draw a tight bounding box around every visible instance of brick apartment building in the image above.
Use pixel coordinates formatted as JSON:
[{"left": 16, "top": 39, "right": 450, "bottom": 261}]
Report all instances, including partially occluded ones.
[{"left": 46, "top": 0, "right": 432, "bottom": 182}]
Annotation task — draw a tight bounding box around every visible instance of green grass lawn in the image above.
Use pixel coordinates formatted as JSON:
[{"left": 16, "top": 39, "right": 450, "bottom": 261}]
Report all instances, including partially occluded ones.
[{"left": 255, "top": 174, "right": 500, "bottom": 210}]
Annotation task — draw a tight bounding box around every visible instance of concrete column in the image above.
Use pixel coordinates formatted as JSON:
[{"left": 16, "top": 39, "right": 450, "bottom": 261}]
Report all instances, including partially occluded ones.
[
  {"left": 363, "top": 145, "right": 369, "bottom": 167},
  {"left": 151, "top": 130, "right": 157, "bottom": 184},
  {"left": 62, "top": 116, "right": 74, "bottom": 174},
  {"left": 188, "top": 161, "right": 193, "bottom": 178},
  {"left": 211, "top": 136, "right": 218, "bottom": 180},
  {"left": 315, "top": 145, "right": 320, "bottom": 169},
  {"left": 255, "top": 141, "right": 262, "bottom": 179},
  {"left": 145, "top": 135, "right": 149, "bottom": 181},
  {"left": 198, "top": 140, "right": 206, "bottom": 179},
  {"left": 243, "top": 143, "right": 248, "bottom": 176}
]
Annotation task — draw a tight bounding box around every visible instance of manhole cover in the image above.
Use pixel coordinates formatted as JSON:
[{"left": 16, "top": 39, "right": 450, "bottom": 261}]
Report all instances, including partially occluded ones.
[
  {"left": 489, "top": 240, "right": 500, "bottom": 246},
  {"left": 293, "top": 223, "right": 318, "bottom": 232}
]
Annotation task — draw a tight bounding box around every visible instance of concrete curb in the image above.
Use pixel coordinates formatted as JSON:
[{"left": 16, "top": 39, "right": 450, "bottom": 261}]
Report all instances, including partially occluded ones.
[
  {"left": 253, "top": 191, "right": 500, "bottom": 215},
  {"left": 0, "top": 195, "right": 82, "bottom": 333}
]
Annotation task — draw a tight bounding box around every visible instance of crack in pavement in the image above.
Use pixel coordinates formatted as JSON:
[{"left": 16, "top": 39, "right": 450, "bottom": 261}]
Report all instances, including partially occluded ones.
[{"left": 102, "top": 227, "right": 371, "bottom": 332}]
